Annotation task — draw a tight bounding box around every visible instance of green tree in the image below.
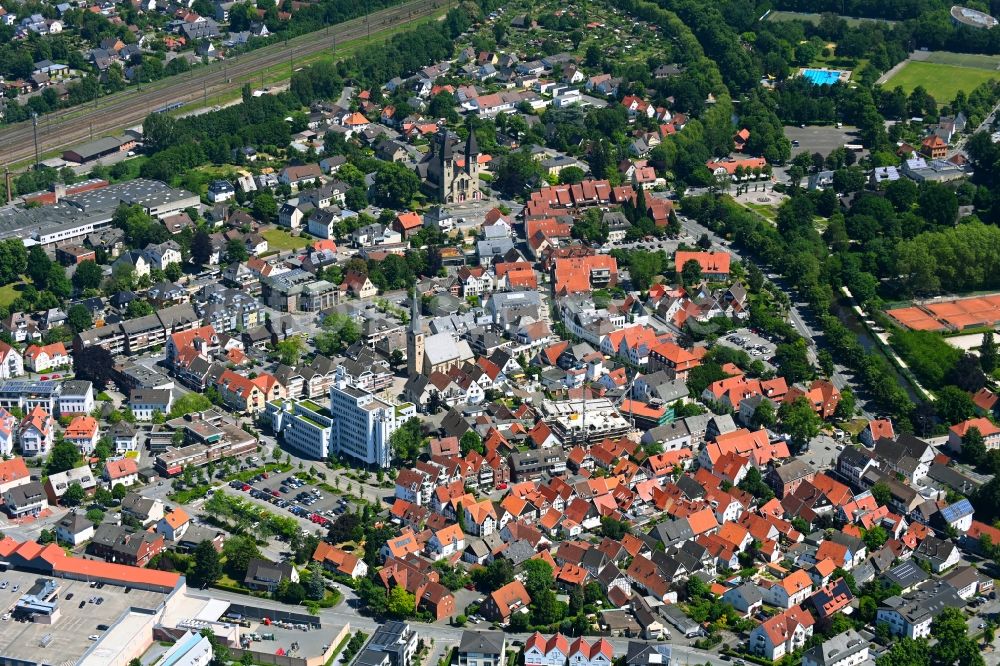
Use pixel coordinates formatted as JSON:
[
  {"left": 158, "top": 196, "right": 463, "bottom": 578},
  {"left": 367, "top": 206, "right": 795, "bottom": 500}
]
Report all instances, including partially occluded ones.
[
  {"left": 62, "top": 482, "right": 86, "bottom": 506},
  {"left": 681, "top": 259, "right": 703, "bottom": 286},
  {"left": 275, "top": 336, "right": 306, "bottom": 366},
  {"left": 387, "top": 585, "right": 415, "bottom": 619},
  {"left": 252, "top": 192, "right": 278, "bottom": 222},
  {"left": 372, "top": 162, "right": 421, "bottom": 208},
  {"left": 494, "top": 150, "right": 544, "bottom": 197},
  {"left": 522, "top": 558, "right": 553, "bottom": 598},
  {"left": 871, "top": 482, "right": 892, "bottom": 507},
  {"left": 750, "top": 401, "right": 776, "bottom": 429},
  {"left": 72, "top": 260, "right": 104, "bottom": 291},
  {"left": 222, "top": 535, "right": 261, "bottom": 579},
  {"left": 27, "top": 246, "right": 53, "bottom": 287},
  {"left": 930, "top": 606, "right": 981, "bottom": 666},
  {"left": 168, "top": 393, "right": 213, "bottom": 418},
  {"left": 390, "top": 418, "right": 423, "bottom": 463},
  {"left": 191, "top": 540, "right": 223, "bottom": 588},
  {"left": 277, "top": 580, "right": 307, "bottom": 605},
  {"left": 600, "top": 516, "right": 630, "bottom": 539},
  {"left": 774, "top": 340, "right": 813, "bottom": 384},
  {"left": 47, "top": 439, "right": 82, "bottom": 475},
  {"left": 460, "top": 431, "right": 484, "bottom": 455},
  {"left": 226, "top": 238, "right": 249, "bottom": 263},
  {"left": 473, "top": 557, "right": 514, "bottom": 592},
  {"left": 935, "top": 386, "right": 977, "bottom": 425},
  {"left": 191, "top": 229, "right": 213, "bottom": 265},
  {"left": 863, "top": 525, "right": 888, "bottom": 551},
  {"left": 67, "top": 304, "right": 93, "bottom": 333},
  {"left": 981, "top": 331, "right": 999, "bottom": 373},
  {"left": 307, "top": 561, "right": 326, "bottom": 600},
  {"left": 778, "top": 397, "right": 821, "bottom": 450},
  {"left": 737, "top": 466, "right": 775, "bottom": 502},
  {"left": 963, "top": 427, "right": 987, "bottom": 466},
  {"left": 112, "top": 483, "right": 129, "bottom": 500},
  {"left": 0, "top": 238, "right": 28, "bottom": 285},
  {"left": 876, "top": 638, "right": 929, "bottom": 666}
]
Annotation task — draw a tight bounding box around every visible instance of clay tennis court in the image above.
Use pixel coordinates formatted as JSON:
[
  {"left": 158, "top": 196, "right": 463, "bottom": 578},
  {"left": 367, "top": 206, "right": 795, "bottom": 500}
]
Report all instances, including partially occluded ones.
[{"left": 887, "top": 294, "right": 1000, "bottom": 331}]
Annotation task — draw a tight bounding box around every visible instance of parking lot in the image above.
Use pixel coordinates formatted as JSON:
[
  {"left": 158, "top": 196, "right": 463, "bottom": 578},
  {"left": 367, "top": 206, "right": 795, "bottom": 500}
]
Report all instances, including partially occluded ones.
[
  {"left": 784, "top": 124, "right": 867, "bottom": 159},
  {"left": 227, "top": 470, "right": 358, "bottom": 533},
  {"left": 0, "top": 569, "right": 167, "bottom": 664},
  {"left": 717, "top": 328, "right": 778, "bottom": 370}
]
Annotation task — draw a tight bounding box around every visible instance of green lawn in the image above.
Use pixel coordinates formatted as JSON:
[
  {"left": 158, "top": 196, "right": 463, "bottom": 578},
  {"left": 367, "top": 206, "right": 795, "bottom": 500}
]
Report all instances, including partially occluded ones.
[
  {"left": 262, "top": 228, "right": 310, "bottom": 251},
  {"left": 766, "top": 10, "right": 896, "bottom": 27},
  {"left": 0, "top": 280, "right": 27, "bottom": 308},
  {"left": 885, "top": 60, "right": 1000, "bottom": 102}
]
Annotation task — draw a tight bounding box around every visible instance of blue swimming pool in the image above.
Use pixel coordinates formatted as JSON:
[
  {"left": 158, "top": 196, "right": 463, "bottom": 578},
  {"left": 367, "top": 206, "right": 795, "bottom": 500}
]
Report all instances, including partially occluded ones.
[{"left": 802, "top": 68, "right": 845, "bottom": 85}]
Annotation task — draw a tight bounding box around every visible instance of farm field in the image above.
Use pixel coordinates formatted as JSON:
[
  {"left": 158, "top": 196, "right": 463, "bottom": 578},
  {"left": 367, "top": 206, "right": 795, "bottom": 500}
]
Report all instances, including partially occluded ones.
[{"left": 884, "top": 60, "right": 999, "bottom": 102}]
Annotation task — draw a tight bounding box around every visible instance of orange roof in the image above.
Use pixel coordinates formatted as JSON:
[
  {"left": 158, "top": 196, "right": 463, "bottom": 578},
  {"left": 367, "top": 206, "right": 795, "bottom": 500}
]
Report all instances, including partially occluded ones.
[
  {"left": 21, "top": 405, "right": 51, "bottom": 435},
  {"left": 169, "top": 325, "right": 216, "bottom": 353},
  {"left": 396, "top": 211, "right": 423, "bottom": 230},
  {"left": 345, "top": 112, "right": 369, "bottom": 126},
  {"left": 1, "top": 537, "right": 179, "bottom": 589},
  {"left": 163, "top": 507, "right": 190, "bottom": 529},
  {"left": 706, "top": 157, "right": 767, "bottom": 174},
  {"left": 552, "top": 255, "right": 618, "bottom": 296},
  {"left": 0, "top": 457, "right": 29, "bottom": 484},
  {"left": 675, "top": 250, "right": 731, "bottom": 275},
  {"left": 311, "top": 239, "right": 338, "bottom": 253},
  {"left": 65, "top": 415, "right": 98, "bottom": 440},
  {"left": 951, "top": 417, "right": 1000, "bottom": 438},
  {"left": 686, "top": 507, "right": 719, "bottom": 535},
  {"left": 781, "top": 569, "right": 813, "bottom": 595},
  {"left": 815, "top": 540, "right": 847, "bottom": 567},
  {"left": 435, "top": 523, "right": 465, "bottom": 545},
  {"left": 866, "top": 419, "right": 895, "bottom": 441},
  {"left": 813, "top": 557, "right": 837, "bottom": 578},
  {"left": 105, "top": 458, "right": 138, "bottom": 480},
  {"left": 24, "top": 342, "right": 67, "bottom": 360}
]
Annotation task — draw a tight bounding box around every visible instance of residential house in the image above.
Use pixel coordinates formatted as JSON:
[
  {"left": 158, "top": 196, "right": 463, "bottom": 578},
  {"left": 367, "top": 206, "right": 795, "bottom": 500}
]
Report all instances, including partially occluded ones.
[
  {"left": 24, "top": 342, "right": 71, "bottom": 372},
  {"left": 749, "top": 606, "right": 814, "bottom": 661}
]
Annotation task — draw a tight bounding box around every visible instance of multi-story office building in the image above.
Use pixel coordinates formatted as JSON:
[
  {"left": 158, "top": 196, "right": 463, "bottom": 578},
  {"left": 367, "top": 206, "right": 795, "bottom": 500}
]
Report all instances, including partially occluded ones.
[
  {"left": 267, "top": 399, "right": 334, "bottom": 460},
  {"left": 330, "top": 379, "right": 412, "bottom": 468}
]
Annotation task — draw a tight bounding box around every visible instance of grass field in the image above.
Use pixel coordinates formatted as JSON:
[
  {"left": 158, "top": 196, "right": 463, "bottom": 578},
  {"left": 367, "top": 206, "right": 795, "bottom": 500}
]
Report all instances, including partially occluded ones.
[
  {"left": 0, "top": 280, "right": 26, "bottom": 308},
  {"left": 262, "top": 228, "right": 310, "bottom": 251},
  {"left": 920, "top": 51, "right": 1000, "bottom": 70},
  {"left": 765, "top": 10, "right": 896, "bottom": 27},
  {"left": 884, "top": 60, "right": 999, "bottom": 102}
]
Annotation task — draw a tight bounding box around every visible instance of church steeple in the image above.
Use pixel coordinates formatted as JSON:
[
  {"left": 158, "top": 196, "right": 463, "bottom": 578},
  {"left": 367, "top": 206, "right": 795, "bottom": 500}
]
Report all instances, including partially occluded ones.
[
  {"left": 410, "top": 287, "right": 421, "bottom": 334},
  {"left": 465, "top": 127, "right": 479, "bottom": 174},
  {"left": 407, "top": 286, "right": 425, "bottom": 377}
]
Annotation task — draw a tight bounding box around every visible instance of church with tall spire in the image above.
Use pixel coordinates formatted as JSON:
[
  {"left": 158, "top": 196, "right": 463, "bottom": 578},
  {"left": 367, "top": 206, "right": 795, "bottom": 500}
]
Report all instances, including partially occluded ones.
[
  {"left": 422, "top": 127, "right": 482, "bottom": 204},
  {"left": 406, "top": 287, "right": 424, "bottom": 378}
]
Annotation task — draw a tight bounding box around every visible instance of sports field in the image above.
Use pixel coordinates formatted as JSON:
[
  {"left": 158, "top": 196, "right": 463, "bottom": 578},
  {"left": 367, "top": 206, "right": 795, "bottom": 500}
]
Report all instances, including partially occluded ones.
[
  {"left": 765, "top": 10, "right": 896, "bottom": 27},
  {"left": 919, "top": 51, "right": 1000, "bottom": 70},
  {"left": 884, "top": 60, "right": 999, "bottom": 102}
]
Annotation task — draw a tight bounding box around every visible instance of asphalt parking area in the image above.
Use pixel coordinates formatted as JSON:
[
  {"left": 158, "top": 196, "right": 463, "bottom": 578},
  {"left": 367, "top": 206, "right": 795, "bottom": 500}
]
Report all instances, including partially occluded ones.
[
  {"left": 784, "top": 124, "right": 867, "bottom": 159},
  {"left": 716, "top": 328, "right": 778, "bottom": 369},
  {"left": 237, "top": 471, "right": 359, "bottom": 529}
]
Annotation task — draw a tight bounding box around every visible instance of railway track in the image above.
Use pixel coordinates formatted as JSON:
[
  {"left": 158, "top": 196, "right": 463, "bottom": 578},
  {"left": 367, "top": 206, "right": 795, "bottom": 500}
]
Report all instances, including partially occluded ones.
[{"left": 0, "top": 0, "right": 441, "bottom": 167}]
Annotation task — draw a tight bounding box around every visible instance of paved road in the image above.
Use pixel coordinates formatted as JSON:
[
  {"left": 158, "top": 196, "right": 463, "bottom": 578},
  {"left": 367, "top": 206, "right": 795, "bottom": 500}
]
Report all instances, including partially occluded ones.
[
  {"left": 0, "top": 0, "right": 443, "bottom": 166},
  {"left": 674, "top": 211, "right": 873, "bottom": 418},
  {"left": 191, "top": 587, "right": 733, "bottom": 666}
]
